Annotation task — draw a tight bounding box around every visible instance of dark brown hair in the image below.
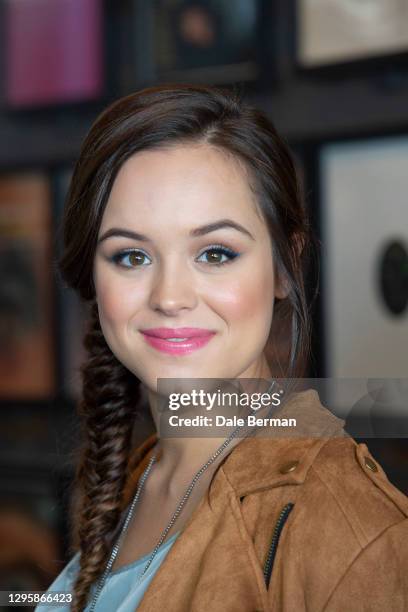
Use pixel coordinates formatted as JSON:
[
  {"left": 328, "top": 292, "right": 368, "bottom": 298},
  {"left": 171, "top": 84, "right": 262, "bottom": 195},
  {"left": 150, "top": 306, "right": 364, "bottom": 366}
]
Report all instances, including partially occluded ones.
[{"left": 57, "top": 83, "right": 317, "bottom": 610}]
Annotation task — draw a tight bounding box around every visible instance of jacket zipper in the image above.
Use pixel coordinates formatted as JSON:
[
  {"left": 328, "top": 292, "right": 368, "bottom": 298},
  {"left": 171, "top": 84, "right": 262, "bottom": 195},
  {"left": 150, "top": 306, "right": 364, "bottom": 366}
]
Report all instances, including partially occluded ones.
[{"left": 263, "top": 502, "right": 294, "bottom": 588}]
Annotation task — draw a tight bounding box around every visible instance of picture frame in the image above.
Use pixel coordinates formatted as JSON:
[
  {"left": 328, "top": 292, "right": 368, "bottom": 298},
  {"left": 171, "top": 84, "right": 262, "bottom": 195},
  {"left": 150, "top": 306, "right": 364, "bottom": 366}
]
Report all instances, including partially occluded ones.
[
  {"left": 4, "top": 0, "right": 105, "bottom": 109},
  {"left": 131, "top": 0, "right": 276, "bottom": 89},
  {"left": 0, "top": 462, "right": 73, "bottom": 589},
  {"left": 319, "top": 134, "right": 408, "bottom": 379},
  {"left": 0, "top": 172, "right": 56, "bottom": 399},
  {"left": 296, "top": 0, "right": 408, "bottom": 70}
]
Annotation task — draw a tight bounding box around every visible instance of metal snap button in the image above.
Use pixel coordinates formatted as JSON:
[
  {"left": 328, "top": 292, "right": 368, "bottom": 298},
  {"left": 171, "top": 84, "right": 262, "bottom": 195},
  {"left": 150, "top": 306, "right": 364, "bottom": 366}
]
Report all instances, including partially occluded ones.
[
  {"left": 279, "top": 460, "right": 299, "bottom": 474},
  {"left": 364, "top": 456, "right": 378, "bottom": 472}
]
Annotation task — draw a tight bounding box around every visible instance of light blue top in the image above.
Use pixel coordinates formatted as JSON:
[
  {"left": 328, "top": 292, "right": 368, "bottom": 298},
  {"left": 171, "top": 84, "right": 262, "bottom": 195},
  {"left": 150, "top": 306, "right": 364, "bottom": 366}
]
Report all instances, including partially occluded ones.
[{"left": 34, "top": 531, "right": 181, "bottom": 612}]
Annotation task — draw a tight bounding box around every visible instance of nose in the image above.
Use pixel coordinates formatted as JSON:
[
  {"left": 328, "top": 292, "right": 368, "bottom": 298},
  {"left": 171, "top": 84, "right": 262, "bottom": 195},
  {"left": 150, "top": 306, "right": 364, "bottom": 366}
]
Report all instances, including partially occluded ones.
[{"left": 148, "top": 259, "right": 198, "bottom": 315}]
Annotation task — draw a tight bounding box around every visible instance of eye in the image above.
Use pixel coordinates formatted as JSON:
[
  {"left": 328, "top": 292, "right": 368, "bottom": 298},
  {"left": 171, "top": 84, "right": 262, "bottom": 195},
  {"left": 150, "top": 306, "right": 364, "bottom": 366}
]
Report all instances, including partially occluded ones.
[
  {"left": 196, "top": 245, "right": 240, "bottom": 267},
  {"left": 110, "top": 249, "right": 151, "bottom": 268},
  {"left": 109, "top": 245, "right": 240, "bottom": 269}
]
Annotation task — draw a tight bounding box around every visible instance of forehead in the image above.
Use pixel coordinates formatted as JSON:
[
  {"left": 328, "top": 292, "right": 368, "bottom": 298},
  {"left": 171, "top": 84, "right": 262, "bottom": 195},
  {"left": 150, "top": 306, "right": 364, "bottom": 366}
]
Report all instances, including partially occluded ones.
[{"left": 100, "top": 143, "right": 263, "bottom": 231}]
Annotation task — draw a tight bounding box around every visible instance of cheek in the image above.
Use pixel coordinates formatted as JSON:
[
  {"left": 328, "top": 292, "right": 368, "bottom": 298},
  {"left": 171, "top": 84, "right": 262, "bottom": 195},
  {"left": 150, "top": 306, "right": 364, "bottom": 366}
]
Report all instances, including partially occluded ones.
[
  {"left": 207, "top": 263, "right": 274, "bottom": 325},
  {"left": 94, "top": 269, "right": 141, "bottom": 330},
  {"left": 97, "top": 290, "right": 125, "bottom": 329}
]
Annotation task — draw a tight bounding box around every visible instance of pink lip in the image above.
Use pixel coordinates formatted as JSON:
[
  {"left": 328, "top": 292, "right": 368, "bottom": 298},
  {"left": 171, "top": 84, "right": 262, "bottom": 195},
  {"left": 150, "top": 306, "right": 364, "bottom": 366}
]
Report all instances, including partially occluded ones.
[
  {"left": 140, "top": 327, "right": 216, "bottom": 355},
  {"left": 141, "top": 327, "right": 214, "bottom": 339}
]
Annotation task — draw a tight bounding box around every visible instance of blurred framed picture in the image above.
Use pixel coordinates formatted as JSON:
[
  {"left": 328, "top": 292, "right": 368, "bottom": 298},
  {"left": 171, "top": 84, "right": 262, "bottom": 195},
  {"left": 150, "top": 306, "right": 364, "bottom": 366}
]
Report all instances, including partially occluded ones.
[
  {"left": 4, "top": 0, "right": 104, "bottom": 108},
  {"left": 0, "top": 173, "right": 56, "bottom": 399},
  {"left": 53, "top": 169, "right": 89, "bottom": 401},
  {"left": 0, "top": 465, "right": 70, "bottom": 594},
  {"left": 319, "top": 135, "right": 408, "bottom": 378},
  {"left": 297, "top": 0, "right": 408, "bottom": 69},
  {"left": 133, "top": 0, "right": 275, "bottom": 87}
]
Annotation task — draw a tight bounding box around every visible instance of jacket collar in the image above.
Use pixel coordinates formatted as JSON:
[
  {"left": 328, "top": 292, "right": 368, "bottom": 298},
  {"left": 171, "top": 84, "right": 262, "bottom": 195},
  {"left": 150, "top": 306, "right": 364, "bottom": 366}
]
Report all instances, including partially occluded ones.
[
  {"left": 219, "top": 388, "right": 346, "bottom": 496},
  {"left": 123, "top": 389, "right": 346, "bottom": 507}
]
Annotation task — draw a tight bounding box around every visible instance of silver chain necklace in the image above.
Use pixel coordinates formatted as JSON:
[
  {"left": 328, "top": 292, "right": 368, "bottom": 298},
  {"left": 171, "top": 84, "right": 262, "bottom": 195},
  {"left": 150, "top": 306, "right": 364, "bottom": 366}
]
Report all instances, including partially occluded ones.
[{"left": 87, "top": 380, "right": 278, "bottom": 611}]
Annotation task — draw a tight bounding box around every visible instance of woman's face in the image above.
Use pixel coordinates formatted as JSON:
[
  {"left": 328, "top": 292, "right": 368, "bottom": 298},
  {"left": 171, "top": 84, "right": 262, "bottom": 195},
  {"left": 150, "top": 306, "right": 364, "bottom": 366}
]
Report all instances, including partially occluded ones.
[{"left": 93, "top": 143, "right": 287, "bottom": 393}]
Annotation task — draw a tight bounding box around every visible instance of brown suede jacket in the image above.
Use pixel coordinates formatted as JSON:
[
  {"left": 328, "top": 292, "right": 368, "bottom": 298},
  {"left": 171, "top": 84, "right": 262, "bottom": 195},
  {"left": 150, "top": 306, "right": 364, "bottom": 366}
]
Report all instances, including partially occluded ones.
[{"left": 121, "top": 389, "right": 408, "bottom": 611}]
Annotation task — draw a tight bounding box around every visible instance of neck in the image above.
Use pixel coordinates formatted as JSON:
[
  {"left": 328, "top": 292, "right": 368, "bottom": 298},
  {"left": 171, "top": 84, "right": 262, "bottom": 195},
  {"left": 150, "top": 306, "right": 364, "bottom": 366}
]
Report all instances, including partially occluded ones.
[
  {"left": 157, "top": 433, "right": 242, "bottom": 475},
  {"left": 144, "top": 358, "right": 273, "bottom": 495}
]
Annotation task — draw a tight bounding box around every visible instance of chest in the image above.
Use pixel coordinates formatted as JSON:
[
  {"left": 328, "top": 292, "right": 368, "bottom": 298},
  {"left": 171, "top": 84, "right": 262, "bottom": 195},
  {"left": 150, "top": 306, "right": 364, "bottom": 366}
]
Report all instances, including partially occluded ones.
[
  {"left": 133, "top": 484, "right": 290, "bottom": 612},
  {"left": 111, "top": 481, "right": 213, "bottom": 572}
]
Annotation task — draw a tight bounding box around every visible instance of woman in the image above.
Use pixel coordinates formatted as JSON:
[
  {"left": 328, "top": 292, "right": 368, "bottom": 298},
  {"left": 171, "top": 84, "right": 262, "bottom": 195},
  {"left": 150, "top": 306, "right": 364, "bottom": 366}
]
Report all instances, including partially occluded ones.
[{"left": 36, "top": 84, "right": 408, "bottom": 611}]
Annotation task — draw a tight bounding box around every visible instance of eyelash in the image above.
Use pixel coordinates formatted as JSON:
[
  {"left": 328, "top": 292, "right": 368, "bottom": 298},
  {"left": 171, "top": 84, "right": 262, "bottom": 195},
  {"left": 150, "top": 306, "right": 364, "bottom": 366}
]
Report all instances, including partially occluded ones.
[{"left": 109, "top": 244, "right": 240, "bottom": 269}]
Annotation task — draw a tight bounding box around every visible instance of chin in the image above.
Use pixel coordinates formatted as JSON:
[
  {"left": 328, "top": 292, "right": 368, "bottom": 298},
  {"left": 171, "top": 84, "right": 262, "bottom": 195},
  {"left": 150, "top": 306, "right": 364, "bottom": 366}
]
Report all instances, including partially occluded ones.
[{"left": 143, "top": 364, "right": 228, "bottom": 392}]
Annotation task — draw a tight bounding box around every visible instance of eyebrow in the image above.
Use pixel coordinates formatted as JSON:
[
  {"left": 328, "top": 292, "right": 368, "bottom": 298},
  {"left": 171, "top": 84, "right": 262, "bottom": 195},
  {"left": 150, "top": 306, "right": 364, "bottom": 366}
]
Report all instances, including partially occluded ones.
[{"left": 97, "top": 219, "right": 255, "bottom": 244}]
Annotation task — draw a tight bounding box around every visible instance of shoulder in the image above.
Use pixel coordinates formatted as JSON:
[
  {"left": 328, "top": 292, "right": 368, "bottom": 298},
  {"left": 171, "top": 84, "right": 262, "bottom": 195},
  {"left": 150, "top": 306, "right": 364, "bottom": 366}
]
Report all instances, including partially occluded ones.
[
  {"left": 309, "top": 436, "right": 408, "bottom": 546},
  {"left": 267, "top": 436, "right": 408, "bottom": 611},
  {"left": 307, "top": 437, "right": 408, "bottom": 611}
]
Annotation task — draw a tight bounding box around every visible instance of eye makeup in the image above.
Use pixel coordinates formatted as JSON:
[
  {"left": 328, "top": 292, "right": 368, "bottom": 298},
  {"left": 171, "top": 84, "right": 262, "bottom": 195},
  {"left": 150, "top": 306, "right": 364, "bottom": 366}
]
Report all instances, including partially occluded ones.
[{"left": 107, "top": 244, "right": 241, "bottom": 269}]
